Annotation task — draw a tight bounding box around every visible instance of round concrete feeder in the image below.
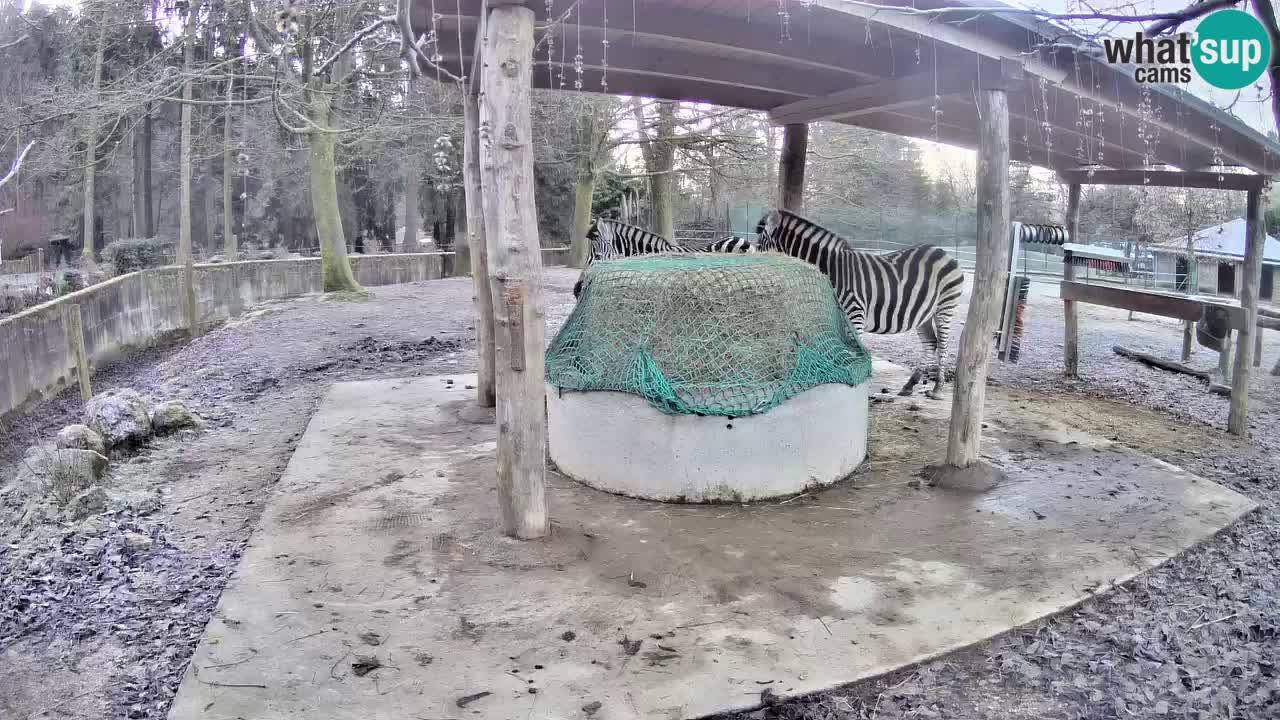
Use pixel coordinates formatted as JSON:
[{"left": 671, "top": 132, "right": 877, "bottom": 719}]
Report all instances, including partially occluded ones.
[{"left": 546, "top": 383, "right": 869, "bottom": 503}]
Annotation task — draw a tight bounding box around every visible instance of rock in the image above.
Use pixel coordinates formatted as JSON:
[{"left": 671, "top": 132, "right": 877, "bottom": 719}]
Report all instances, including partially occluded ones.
[
  {"left": 85, "top": 389, "right": 153, "bottom": 448},
  {"left": 207, "top": 254, "right": 226, "bottom": 264},
  {"left": 15, "top": 446, "right": 109, "bottom": 502},
  {"left": 107, "top": 486, "right": 163, "bottom": 514},
  {"left": 56, "top": 424, "right": 106, "bottom": 455},
  {"left": 64, "top": 486, "right": 108, "bottom": 520},
  {"left": 151, "top": 400, "right": 199, "bottom": 433},
  {"left": 124, "top": 531, "right": 153, "bottom": 549}
]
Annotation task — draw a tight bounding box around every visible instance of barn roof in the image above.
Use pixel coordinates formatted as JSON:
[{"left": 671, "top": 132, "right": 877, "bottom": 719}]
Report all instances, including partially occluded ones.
[
  {"left": 1152, "top": 218, "right": 1280, "bottom": 263},
  {"left": 413, "top": 0, "right": 1280, "bottom": 177}
]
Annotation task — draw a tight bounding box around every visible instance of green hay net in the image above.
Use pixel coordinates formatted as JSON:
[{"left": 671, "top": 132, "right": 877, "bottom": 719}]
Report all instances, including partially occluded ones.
[{"left": 545, "top": 253, "right": 873, "bottom": 418}]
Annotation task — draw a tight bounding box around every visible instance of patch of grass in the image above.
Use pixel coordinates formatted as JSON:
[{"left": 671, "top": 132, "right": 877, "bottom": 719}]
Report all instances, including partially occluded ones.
[
  {"left": 321, "top": 288, "right": 373, "bottom": 303},
  {"left": 18, "top": 448, "right": 102, "bottom": 507}
]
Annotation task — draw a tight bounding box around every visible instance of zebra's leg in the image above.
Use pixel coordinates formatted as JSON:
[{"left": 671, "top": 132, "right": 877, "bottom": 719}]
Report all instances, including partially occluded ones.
[
  {"left": 897, "top": 369, "right": 926, "bottom": 396},
  {"left": 898, "top": 322, "right": 940, "bottom": 397},
  {"left": 927, "top": 308, "right": 957, "bottom": 400},
  {"left": 926, "top": 343, "right": 945, "bottom": 400}
]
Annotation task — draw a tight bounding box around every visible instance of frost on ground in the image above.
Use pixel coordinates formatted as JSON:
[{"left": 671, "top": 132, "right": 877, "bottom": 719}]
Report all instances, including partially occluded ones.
[{"left": 1, "top": 272, "right": 1278, "bottom": 720}]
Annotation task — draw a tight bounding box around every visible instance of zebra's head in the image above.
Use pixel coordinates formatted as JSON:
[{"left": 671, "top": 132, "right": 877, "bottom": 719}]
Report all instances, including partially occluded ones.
[
  {"left": 754, "top": 209, "right": 785, "bottom": 251},
  {"left": 587, "top": 218, "right": 616, "bottom": 260}
]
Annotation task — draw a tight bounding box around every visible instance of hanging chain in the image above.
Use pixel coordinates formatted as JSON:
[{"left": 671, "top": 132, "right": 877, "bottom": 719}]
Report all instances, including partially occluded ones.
[
  {"left": 573, "top": 3, "right": 583, "bottom": 90},
  {"left": 545, "top": 0, "right": 555, "bottom": 89},
  {"left": 1038, "top": 76, "right": 1053, "bottom": 167},
  {"left": 600, "top": 0, "right": 609, "bottom": 92}
]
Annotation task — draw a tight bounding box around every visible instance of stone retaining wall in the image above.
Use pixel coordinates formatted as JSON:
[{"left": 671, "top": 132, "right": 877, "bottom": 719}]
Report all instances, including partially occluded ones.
[{"left": 1, "top": 253, "right": 452, "bottom": 417}]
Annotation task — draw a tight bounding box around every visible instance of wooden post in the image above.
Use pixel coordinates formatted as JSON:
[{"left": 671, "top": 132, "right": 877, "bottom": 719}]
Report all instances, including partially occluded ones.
[
  {"left": 1182, "top": 320, "right": 1193, "bottom": 362},
  {"left": 1254, "top": 327, "right": 1263, "bottom": 367},
  {"left": 1219, "top": 328, "right": 1233, "bottom": 379},
  {"left": 464, "top": 88, "right": 496, "bottom": 408},
  {"left": 777, "top": 123, "right": 808, "bottom": 212},
  {"left": 1063, "top": 184, "right": 1081, "bottom": 378},
  {"left": 35, "top": 247, "right": 45, "bottom": 275},
  {"left": 479, "top": 2, "right": 548, "bottom": 539},
  {"left": 65, "top": 303, "right": 91, "bottom": 402},
  {"left": 945, "top": 62, "right": 1019, "bottom": 468},
  {"left": 1228, "top": 188, "right": 1265, "bottom": 435}
]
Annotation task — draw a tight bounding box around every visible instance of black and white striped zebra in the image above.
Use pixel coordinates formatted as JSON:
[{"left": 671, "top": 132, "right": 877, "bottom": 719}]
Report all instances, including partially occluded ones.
[
  {"left": 756, "top": 209, "right": 965, "bottom": 399},
  {"left": 573, "top": 219, "right": 752, "bottom": 298}
]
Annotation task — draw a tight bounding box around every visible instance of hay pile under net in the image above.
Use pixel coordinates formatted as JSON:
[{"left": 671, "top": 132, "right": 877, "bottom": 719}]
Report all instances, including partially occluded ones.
[{"left": 545, "top": 253, "right": 873, "bottom": 418}]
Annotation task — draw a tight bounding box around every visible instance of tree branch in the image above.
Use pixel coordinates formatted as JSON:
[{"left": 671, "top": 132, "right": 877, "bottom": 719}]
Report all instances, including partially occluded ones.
[
  {"left": 0, "top": 141, "right": 35, "bottom": 191},
  {"left": 1146, "top": 0, "right": 1241, "bottom": 35},
  {"left": 1252, "top": 0, "right": 1280, "bottom": 135},
  {"left": 0, "top": 34, "right": 29, "bottom": 51},
  {"left": 316, "top": 16, "right": 393, "bottom": 76}
]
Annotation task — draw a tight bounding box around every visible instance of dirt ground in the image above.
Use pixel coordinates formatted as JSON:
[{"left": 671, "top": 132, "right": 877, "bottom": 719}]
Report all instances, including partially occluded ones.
[{"left": 1, "top": 270, "right": 1278, "bottom": 720}]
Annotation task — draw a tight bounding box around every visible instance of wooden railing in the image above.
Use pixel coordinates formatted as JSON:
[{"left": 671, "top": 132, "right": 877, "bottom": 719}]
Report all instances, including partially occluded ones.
[{"left": 0, "top": 248, "right": 43, "bottom": 275}]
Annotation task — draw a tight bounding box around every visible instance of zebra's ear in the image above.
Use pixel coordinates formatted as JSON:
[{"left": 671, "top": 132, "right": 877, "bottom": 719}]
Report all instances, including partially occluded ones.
[{"left": 763, "top": 209, "right": 783, "bottom": 236}]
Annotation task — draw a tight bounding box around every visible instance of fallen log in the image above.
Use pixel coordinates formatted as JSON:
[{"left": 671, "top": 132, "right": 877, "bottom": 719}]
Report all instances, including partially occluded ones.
[
  {"left": 1112, "top": 345, "right": 1211, "bottom": 382},
  {"left": 1209, "top": 382, "right": 1231, "bottom": 397}
]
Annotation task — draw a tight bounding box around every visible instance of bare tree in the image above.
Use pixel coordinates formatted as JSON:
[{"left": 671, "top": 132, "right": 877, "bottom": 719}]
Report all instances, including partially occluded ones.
[{"left": 81, "top": 4, "right": 108, "bottom": 264}]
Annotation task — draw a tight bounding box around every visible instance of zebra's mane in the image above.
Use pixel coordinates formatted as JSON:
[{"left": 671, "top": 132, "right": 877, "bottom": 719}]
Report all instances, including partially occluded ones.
[
  {"left": 756, "top": 209, "right": 853, "bottom": 253},
  {"left": 596, "top": 218, "right": 670, "bottom": 243}
]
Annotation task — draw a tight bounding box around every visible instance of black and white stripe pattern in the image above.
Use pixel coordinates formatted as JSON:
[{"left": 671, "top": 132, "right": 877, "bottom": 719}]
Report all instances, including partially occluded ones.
[
  {"left": 756, "top": 209, "right": 965, "bottom": 398},
  {"left": 573, "top": 219, "right": 752, "bottom": 298},
  {"left": 704, "top": 236, "right": 756, "bottom": 253}
]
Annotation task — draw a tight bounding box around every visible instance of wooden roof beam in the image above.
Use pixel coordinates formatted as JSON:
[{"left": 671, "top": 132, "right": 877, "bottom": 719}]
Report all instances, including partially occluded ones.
[
  {"left": 768, "top": 57, "right": 1024, "bottom": 126},
  {"left": 769, "top": 70, "right": 964, "bottom": 126},
  {"left": 853, "top": 110, "right": 1087, "bottom": 171},
  {"left": 809, "top": 0, "right": 1265, "bottom": 171},
  {"left": 810, "top": 0, "right": 1068, "bottom": 84},
  {"left": 1057, "top": 169, "right": 1271, "bottom": 191},
  {"left": 448, "top": 31, "right": 855, "bottom": 99}
]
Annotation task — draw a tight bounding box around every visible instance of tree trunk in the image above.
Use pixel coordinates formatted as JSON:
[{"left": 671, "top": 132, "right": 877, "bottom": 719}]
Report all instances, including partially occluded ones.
[
  {"left": 223, "top": 80, "right": 237, "bottom": 257},
  {"left": 945, "top": 86, "right": 1012, "bottom": 468},
  {"left": 463, "top": 90, "right": 495, "bottom": 407},
  {"left": 570, "top": 102, "right": 599, "bottom": 268},
  {"left": 650, "top": 101, "right": 677, "bottom": 240},
  {"left": 1228, "top": 189, "right": 1265, "bottom": 435},
  {"left": 777, "top": 123, "right": 808, "bottom": 212},
  {"left": 480, "top": 5, "right": 547, "bottom": 539},
  {"left": 81, "top": 14, "right": 107, "bottom": 264},
  {"left": 630, "top": 99, "right": 676, "bottom": 239},
  {"left": 401, "top": 79, "right": 420, "bottom": 253},
  {"left": 178, "top": 5, "right": 198, "bottom": 334},
  {"left": 1063, "top": 184, "right": 1081, "bottom": 377},
  {"left": 307, "top": 84, "right": 363, "bottom": 293},
  {"left": 203, "top": 167, "right": 217, "bottom": 255},
  {"left": 132, "top": 106, "right": 154, "bottom": 238},
  {"left": 571, "top": 154, "right": 595, "bottom": 268},
  {"left": 764, "top": 117, "right": 778, "bottom": 198}
]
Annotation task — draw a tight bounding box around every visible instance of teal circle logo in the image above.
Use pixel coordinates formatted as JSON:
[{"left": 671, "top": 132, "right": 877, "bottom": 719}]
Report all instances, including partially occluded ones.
[{"left": 1192, "top": 10, "right": 1272, "bottom": 90}]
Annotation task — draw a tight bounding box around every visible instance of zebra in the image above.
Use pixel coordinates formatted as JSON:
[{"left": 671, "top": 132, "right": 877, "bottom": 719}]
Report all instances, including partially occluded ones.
[
  {"left": 573, "top": 219, "right": 752, "bottom": 298},
  {"left": 755, "top": 209, "right": 965, "bottom": 399}
]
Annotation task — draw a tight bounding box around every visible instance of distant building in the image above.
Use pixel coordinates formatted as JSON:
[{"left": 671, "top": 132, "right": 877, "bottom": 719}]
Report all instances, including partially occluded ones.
[{"left": 1149, "top": 218, "right": 1280, "bottom": 300}]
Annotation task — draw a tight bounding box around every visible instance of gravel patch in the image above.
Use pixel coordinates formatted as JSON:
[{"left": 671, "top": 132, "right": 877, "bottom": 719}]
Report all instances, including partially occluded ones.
[
  {"left": 732, "top": 282, "right": 1280, "bottom": 720},
  {"left": 0, "top": 274, "right": 579, "bottom": 720}
]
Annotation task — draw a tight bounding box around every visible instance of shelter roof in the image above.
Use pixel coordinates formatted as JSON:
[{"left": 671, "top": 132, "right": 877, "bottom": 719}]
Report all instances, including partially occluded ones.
[
  {"left": 414, "top": 0, "right": 1280, "bottom": 176},
  {"left": 1151, "top": 218, "right": 1280, "bottom": 262}
]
